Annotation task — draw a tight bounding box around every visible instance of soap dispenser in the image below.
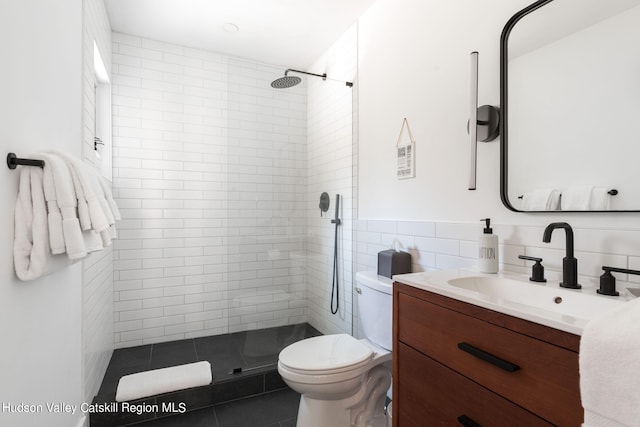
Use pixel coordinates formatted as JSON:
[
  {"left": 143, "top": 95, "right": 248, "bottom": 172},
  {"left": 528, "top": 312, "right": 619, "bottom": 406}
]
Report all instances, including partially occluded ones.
[{"left": 478, "top": 218, "right": 498, "bottom": 273}]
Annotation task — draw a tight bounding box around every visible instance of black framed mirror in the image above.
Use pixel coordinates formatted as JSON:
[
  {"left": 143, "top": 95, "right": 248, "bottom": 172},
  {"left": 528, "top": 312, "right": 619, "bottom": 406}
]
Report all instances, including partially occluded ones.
[{"left": 500, "top": 0, "right": 640, "bottom": 212}]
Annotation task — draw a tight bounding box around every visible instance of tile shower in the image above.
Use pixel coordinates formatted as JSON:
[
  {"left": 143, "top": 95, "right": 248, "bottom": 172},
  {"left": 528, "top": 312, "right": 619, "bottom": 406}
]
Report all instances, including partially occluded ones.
[
  {"left": 91, "top": 25, "right": 357, "bottom": 425},
  {"left": 110, "top": 27, "right": 356, "bottom": 349}
]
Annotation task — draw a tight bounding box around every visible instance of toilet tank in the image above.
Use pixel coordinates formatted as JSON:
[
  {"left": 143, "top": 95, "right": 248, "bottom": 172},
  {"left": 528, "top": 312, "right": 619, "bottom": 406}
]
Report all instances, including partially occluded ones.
[{"left": 356, "top": 271, "right": 393, "bottom": 351}]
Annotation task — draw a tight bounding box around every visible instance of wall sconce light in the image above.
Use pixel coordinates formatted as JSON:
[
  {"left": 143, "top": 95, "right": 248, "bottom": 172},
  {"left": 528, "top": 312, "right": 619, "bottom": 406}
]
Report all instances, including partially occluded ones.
[{"left": 468, "top": 51, "right": 500, "bottom": 190}]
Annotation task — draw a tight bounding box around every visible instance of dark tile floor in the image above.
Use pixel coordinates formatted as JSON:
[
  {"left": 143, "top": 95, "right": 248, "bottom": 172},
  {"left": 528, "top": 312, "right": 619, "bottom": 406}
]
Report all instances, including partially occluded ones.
[
  {"left": 99, "top": 323, "right": 321, "bottom": 397},
  {"left": 94, "top": 323, "right": 319, "bottom": 426},
  {"left": 141, "top": 388, "right": 300, "bottom": 427}
]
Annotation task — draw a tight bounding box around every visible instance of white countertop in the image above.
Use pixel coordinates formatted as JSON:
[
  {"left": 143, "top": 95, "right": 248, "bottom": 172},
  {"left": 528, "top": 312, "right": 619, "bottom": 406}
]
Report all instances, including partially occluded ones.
[{"left": 393, "top": 269, "right": 634, "bottom": 336}]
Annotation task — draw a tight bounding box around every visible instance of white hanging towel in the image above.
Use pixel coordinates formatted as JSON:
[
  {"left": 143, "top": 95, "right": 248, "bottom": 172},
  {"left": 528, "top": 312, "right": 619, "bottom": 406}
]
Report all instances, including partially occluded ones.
[
  {"left": 98, "top": 175, "right": 121, "bottom": 221},
  {"left": 51, "top": 151, "right": 111, "bottom": 233},
  {"left": 580, "top": 297, "right": 640, "bottom": 427},
  {"left": 37, "top": 153, "right": 88, "bottom": 259},
  {"left": 55, "top": 152, "right": 120, "bottom": 247},
  {"left": 589, "top": 188, "right": 611, "bottom": 210},
  {"left": 12, "top": 167, "right": 79, "bottom": 280},
  {"left": 521, "top": 188, "right": 561, "bottom": 210},
  {"left": 61, "top": 154, "right": 92, "bottom": 230},
  {"left": 12, "top": 152, "right": 120, "bottom": 280},
  {"left": 38, "top": 155, "right": 65, "bottom": 255},
  {"left": 561, "top": 186, "right": 593, "bottom": 210},
  {"left": 13, "top": 167, "right": 52, "bottom": 281}
]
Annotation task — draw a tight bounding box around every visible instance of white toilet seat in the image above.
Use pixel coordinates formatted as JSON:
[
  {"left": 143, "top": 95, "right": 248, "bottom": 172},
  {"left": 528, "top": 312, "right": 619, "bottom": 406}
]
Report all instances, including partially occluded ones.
[
  {"left": 278, "top": 334, "right": 373, "bottom": 376},
  {"left": 278, "top": 335, "right": 391, "bottom": 389},
  {"left": 278, "top": 271, "right": 393, "bottom": 427}
]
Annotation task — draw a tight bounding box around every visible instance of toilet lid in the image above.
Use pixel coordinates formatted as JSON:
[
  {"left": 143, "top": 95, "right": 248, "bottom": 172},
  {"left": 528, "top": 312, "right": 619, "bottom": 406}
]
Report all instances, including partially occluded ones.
[{"left": 279, "top": 334, "right": 373, "bottom": 372}]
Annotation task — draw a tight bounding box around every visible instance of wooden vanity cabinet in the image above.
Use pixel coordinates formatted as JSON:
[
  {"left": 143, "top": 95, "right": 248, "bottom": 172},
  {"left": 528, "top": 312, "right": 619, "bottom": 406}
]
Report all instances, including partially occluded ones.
[{"left": 393, "top": 281, "right": 583, "bottom": 427}]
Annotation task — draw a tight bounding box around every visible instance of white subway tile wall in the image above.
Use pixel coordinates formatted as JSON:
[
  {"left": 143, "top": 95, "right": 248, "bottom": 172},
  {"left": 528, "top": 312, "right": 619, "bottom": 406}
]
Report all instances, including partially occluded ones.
[
  {"left": 352, "top": 219, "right": 640, "bottom": 340},
  {"left": 306, "top": 25, "right": 357, "bottom": 335},
  {"left": 226, "top": 57, "right": 308, "bottom": 334},
  {"left": 111, "top": 33, "right": 310, "bottom": 347},
  {"left": 355, "top": 219, "right": 640, "bottom": 319},
  {"left": 82, "top": 0, "right": 114, "bottom": 404}
]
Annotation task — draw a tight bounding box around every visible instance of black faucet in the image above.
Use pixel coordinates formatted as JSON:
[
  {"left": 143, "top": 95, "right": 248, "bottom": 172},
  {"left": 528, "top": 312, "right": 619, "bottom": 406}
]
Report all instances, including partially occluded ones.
[{"left": 542, "top": 222, "right": 581, "bottom": 289}]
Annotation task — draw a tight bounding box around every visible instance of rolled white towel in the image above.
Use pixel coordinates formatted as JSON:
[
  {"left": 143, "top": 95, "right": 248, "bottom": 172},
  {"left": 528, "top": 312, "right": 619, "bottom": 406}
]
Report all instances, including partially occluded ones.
[{"left": 116, "top": 361, "right": 212, "bottom": 402}]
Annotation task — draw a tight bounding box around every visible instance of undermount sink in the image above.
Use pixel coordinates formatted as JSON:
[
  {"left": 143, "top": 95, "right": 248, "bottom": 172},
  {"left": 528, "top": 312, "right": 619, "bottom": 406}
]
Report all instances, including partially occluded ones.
[
  {"left": 447, "top": 276, "right": 624, "bottom": 321},
  {"left": 393, "top": 270, "right": 633, "bottom": 335}
]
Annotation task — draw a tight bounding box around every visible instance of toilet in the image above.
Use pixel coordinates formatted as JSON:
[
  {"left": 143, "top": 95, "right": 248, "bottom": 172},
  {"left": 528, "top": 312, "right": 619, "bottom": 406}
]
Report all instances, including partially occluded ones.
[{"left": 278, "top": 271, "right": 393, "bottom": 427}]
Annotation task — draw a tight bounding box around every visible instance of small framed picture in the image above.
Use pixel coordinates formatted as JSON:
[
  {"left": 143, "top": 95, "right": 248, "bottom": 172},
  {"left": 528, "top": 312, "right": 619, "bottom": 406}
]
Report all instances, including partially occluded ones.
[{"left": 396, "top": 118, "right": 415, "bottom": 180}]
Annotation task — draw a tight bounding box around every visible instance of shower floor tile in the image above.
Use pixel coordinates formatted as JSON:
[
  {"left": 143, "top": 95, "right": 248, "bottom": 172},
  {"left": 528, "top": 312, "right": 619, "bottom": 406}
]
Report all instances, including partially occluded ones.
[
  {"left": 93, "top": 323, "right": 319, "bottom": 426},
  {"left": 99, "top": 323, "right": 320, "bottom": 398}
]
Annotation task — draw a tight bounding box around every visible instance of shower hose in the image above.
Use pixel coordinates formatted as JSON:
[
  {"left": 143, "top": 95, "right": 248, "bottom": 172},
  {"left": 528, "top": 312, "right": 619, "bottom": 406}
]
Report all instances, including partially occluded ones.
[{"left": 331, "top": 194, "right": 341, "bottom": 315}]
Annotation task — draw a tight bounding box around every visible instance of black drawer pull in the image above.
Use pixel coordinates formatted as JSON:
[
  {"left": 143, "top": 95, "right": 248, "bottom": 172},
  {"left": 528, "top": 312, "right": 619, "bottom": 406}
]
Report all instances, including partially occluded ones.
[
  {"left": 458, "top": 415, "right": 482, "bottom": 427},
  {"left": 457, "top": 342, "right": 520, "bottom": 372}
]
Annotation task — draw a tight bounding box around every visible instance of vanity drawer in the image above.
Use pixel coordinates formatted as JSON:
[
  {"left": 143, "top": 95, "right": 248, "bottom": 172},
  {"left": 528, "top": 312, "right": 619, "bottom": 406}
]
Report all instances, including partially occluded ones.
[
  {"left": 396, "top": 291, "right": 582, "bottom": 426},
  {"left": 397, "top": 342, "right": 553, "bottom": 427}
]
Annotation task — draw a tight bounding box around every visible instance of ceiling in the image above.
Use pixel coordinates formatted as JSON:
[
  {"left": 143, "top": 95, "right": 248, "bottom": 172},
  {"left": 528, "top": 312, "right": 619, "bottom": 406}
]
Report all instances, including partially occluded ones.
[{"left": 104, "top": 0, "right": 376, "bottom": 69}]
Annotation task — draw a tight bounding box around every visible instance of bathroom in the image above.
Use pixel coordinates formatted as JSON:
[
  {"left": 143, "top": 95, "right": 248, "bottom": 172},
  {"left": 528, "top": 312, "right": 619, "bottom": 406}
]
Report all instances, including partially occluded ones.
[{"left": 2, "top": 0, "right": 639, "bottom": 426}]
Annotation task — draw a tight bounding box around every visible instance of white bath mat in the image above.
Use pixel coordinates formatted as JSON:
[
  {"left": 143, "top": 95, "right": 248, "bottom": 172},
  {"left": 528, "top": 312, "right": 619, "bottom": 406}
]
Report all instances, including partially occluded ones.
[{"left": 115, "top": 361, "right": 212, "bottom": 402}]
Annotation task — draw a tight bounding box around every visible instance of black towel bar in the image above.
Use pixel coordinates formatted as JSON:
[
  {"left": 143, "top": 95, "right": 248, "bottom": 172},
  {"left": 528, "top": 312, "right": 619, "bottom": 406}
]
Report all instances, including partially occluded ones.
[{"left": 6, "top": 153, "right": 45, "bottom": 169}]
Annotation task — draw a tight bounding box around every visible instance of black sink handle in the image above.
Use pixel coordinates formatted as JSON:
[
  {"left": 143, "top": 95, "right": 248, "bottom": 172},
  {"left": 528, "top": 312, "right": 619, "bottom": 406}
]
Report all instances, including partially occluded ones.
[
  {"left": 518, "top": 255, "right": 546, "bottom": 283},
  {"left": 518, "top": 255, "right": 542, "bottom": 263},
  {"left": 598, "top": 266, "right": 640, "bottom": 297},
  {"left": 602, "top": 266, "right": 640, "bottom": 276}
]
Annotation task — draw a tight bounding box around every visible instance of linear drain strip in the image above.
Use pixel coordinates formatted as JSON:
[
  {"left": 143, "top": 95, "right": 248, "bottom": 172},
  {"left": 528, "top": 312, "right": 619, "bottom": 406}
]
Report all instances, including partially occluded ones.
[{"left": 229, "top": 363, "right": 276, "bottom": 374}]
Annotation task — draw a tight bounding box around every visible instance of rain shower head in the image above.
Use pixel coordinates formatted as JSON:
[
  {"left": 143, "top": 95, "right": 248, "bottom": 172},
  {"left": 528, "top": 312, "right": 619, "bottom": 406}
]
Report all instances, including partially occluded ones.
[
  {"left": 271, "top": 74, "right": 302, "bottom": 89},
  {"left": 270, "top": 69, "right": 353, "bottom": 89}
]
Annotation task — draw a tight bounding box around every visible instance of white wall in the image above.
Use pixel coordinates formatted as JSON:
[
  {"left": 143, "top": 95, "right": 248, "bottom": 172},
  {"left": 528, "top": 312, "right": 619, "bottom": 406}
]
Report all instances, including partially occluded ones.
[
  {"left": 357, "top": 0, "right": 640, "bottom": 231},
  {"left": 111, "top": 34, "right": 308, "bottom": 347},
  {"left": 358, "top": 0, "right": 522, "bottom": 222},
  {"left": 306, "top": 25, "right": 357, "bottom": 335},
  {"left": 353, "top": 0, "right": 640, "bottom": 344},
  {"left": 0, "top": 1, "right": 84, "bottom": 426}
]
